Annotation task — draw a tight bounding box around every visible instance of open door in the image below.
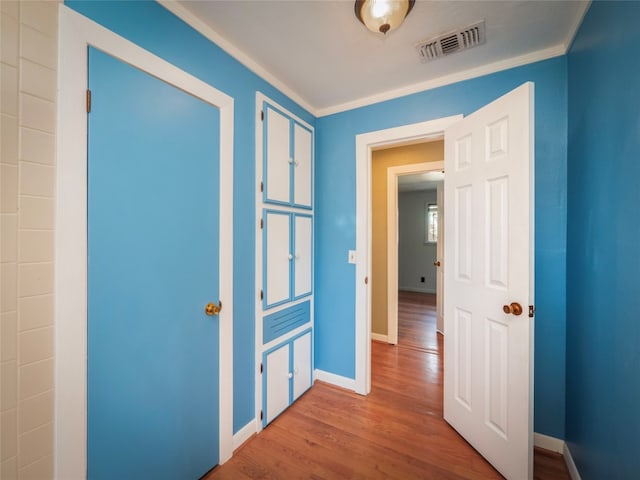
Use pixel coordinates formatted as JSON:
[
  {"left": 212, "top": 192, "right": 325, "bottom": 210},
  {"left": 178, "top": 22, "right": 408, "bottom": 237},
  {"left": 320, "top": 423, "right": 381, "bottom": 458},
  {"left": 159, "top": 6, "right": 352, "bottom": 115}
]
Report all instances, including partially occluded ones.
[
  {"left": 435, "top": 181, "right": 444, "bottom": 333},
  {"left": 443, "top": 83, "right": 534, "bottom": 480}
]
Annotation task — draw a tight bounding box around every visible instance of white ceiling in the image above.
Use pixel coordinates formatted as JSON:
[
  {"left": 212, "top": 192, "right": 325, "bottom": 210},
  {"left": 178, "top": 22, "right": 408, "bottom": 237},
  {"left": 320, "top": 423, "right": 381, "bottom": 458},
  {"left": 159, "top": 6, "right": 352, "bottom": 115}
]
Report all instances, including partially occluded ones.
[
  {"left": 398, "top": 170, "right": 444, "bottom": 192},
  {"left": 168, "top": 0, "right": 589, "bottom": 116}
]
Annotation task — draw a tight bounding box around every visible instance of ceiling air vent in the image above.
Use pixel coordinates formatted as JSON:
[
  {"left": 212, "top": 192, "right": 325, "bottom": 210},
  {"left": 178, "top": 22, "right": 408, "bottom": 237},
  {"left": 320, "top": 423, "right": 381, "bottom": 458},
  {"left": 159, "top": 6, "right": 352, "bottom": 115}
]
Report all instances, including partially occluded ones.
[{"left": 415, "top": 20, "right": 486, "bottom": 62}]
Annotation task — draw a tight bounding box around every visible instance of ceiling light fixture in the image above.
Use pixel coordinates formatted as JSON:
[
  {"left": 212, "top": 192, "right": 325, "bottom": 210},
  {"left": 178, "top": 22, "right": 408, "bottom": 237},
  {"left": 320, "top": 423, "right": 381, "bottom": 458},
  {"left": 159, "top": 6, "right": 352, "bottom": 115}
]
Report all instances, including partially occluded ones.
[{"left": 354, "top": 0, "right": 415, "bottom": 35}]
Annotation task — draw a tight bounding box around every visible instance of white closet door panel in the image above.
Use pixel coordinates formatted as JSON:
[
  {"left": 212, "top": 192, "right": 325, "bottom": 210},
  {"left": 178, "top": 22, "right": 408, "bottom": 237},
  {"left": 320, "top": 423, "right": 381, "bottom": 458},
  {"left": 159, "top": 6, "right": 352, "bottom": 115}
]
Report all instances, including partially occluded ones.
[
  {"left": 294, "top": 215, "right": 312, "bottom": 298},
  {"left": 293, "top": 123, "right": 312, "bottom": 208},
  {"left": 265, "top": 107, "right": 291, "bottom": 204},
  {"left": 265, "top": 211, "right": 291, "bottom": 306},
  {"left": 292, "top": 332, "right": 312, "bottom": 400},
  {"left": 265, "top": 344, "right": 290, "bottom": 423}
]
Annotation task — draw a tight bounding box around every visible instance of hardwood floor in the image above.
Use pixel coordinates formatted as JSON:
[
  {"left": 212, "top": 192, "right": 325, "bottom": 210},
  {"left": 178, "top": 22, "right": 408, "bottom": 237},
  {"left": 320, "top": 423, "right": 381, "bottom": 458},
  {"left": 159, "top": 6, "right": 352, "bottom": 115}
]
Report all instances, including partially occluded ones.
[
  {"left": 397, "top": 290, "right": 439, "bottom": 351},
  {"left": 205, "top": 292, "right": 570, "bottom": 480}
]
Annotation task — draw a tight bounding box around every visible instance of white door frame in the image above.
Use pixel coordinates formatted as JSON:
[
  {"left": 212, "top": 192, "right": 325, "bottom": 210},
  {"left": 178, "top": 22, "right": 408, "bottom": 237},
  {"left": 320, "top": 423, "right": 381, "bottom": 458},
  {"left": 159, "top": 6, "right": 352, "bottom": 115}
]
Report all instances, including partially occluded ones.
[
  {"left": 354, "top": 115, "right": 461, "bottom": 395},
  {"left": 55, "top": 6, "right": 234, "bottom": 478},
  {"left": 385, "top": 160, "right": 444, "bottom": 345}
]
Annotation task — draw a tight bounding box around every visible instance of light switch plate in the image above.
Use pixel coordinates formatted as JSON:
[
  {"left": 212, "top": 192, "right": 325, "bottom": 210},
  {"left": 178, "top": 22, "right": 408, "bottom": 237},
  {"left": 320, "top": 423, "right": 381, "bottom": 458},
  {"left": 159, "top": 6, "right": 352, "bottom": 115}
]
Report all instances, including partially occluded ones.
[{"left": 348, "top": 250, "right": 356, "bottom": 264}]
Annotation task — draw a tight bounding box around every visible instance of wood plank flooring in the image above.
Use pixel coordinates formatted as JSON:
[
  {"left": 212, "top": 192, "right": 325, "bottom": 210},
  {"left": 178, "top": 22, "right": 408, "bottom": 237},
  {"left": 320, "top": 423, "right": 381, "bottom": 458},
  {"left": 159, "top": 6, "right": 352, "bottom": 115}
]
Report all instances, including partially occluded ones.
[
  {"left": 398, "top": 290, "right": 439, "bottom": 351},
  {"left": 205, "top": 291, "right": 570, "bottom": 480}
]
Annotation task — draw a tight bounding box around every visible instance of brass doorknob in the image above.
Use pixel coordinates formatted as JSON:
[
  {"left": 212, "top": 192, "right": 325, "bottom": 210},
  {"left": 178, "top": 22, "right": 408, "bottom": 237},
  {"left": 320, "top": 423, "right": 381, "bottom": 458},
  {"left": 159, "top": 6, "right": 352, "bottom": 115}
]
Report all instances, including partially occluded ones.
[
  {"left": 433, "top": 261, "right": 441, "bottom": 267},
  {"left": 205, "top": 301, "right": 222, "bottom": 316},
  {"left": 502, "top": 302, "right": 523, "bottom": 316}
]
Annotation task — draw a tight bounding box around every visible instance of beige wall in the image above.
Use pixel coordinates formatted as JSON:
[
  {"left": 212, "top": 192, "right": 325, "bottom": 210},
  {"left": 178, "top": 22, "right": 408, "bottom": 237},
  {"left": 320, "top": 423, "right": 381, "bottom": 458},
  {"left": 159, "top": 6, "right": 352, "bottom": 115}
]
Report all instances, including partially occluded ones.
[
  {"left": 371, "top": 141, "right": 443, "bottom": 336},
  {"left": 1, "top": 1, "right": 58, "bottom": 479}
]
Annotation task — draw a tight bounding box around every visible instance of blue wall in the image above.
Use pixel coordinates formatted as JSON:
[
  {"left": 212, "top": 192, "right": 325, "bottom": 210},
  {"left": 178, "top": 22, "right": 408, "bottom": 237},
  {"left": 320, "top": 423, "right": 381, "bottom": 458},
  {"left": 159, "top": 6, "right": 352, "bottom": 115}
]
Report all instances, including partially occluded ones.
[
  {"left": 66, "top": 0, "right": 315, "bottom": 434},
  {"left": 566, "top": 2, "right": 640, "bottom": 478},
  {"left": 315, "top": 57, "right": 568, "bottom": 438}
]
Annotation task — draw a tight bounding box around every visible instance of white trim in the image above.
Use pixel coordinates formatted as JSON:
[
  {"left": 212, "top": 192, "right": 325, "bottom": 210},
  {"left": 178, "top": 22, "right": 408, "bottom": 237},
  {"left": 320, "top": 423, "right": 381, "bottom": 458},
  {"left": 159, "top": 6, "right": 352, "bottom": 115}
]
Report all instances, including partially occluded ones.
[
  {"left": 563, "top": 443, "right": 582, "bottom": 480},
  {"left": 55, "top": 6, "right": 234, "bottom": 478},
  {"left": 160, "top": 1, "right": 584, "bottom": 118},
  {"left": 158, "top": 1, "right": 315, "bottom": 115},
  {"left": 563, "top": 1, "right": 591, "bottom": 52},
  {"left": 398, "top": 287, "right": 437, "bottom": 294},
  {"left": 387, "top": 161, "right": 444, "bottom": 346},
  {"left": 232, "top": 420, "right": 257, "bottom": 452},
  {"left": 533, "top": 432, "right": 565, "bottom": 454},
  {"left": 318, "top": 46, "right": 564, "bottom": 117},
  {"left": 370, "top": 333, "right": 389, "bottom": 343},
  {"left": 355, "top": 116, "right": 462, "bottom": 396},
  {"left": 314, "top": 369, "right": 357, "bottom": 391}
]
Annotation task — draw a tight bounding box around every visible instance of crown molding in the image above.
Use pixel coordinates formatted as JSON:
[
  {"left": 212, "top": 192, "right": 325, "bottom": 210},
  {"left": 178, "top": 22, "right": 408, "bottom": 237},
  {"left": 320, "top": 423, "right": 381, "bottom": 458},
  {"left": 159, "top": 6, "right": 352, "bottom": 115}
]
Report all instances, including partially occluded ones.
[
  {"left": 316, "top": 44, "right": 566, "bottom": 117},
  {"left": 563, "top": 0, "right": 591, "bottom": 52},
  {"left": 158, "top": 0, "right": 317, "bottom": 115},
  {"left": 160, "top": 1, "right": 588, "bottom": 119}
]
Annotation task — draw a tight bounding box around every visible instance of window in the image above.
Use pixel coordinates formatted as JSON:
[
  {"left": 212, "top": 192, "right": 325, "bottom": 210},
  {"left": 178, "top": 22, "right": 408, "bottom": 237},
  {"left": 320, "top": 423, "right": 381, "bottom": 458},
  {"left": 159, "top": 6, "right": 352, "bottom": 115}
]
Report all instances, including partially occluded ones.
[{"left": 425, "top": 203, "right": 438, "bottom": 243}]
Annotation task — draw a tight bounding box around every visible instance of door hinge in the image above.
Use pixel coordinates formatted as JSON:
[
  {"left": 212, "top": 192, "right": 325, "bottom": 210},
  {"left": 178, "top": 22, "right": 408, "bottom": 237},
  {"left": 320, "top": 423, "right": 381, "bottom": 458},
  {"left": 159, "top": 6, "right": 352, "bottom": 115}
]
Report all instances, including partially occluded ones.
[
  {"left": 260, "top": 181, "right": 264, "bottom": 193},
  {"left": 86, "top": 89, "right": 92, "bottom": 113},
  {"left": 260, "top": 218, "right": 263, "bottom": 229},
  {"left": 260, "top": 363, "right": 263, "bottom": 374},
  {"left": 529, "top": 305, "right": 535, "bottom": 318},
  {"left": 260, "top": 410, "right": 263, "bottom": 421},
  {"left": 260, "top": 110, "right": 264, "bottom": 121},
  {"left": 260, "top": 289, "right": 263, "bottom": 300}
]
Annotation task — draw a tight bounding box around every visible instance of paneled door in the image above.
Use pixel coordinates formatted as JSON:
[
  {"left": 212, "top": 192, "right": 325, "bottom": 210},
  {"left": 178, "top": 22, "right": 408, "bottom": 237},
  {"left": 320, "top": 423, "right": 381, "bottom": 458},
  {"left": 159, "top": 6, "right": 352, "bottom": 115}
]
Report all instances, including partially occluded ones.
[
  {"left": 87, "top": 48, "right": 220, "bottom": 480},
  {"left": 443, "top": 83, "right": 534, "bottom": 480}
]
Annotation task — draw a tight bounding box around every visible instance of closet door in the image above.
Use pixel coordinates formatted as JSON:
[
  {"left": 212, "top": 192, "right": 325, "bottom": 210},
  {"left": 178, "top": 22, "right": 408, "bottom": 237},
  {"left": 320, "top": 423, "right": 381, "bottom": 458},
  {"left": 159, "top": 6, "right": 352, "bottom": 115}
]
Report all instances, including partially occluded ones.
[
  {"left": 293, "top": 214, "right": 312, "bottom": 299},
  {"left": 264, "top": 343, "right": 291, "bottom": 424},
  {"left": 264, "top": 105, "right": 291, "bottom": 205},
  {"left": 292, "top": 332, "right": 312, "bottom": 400},
  {"left": 264, "top": 210, "right": 291, "bottom": 308},
  {"left": 293, "top": 122, "right": 312, "bottom": 208}
]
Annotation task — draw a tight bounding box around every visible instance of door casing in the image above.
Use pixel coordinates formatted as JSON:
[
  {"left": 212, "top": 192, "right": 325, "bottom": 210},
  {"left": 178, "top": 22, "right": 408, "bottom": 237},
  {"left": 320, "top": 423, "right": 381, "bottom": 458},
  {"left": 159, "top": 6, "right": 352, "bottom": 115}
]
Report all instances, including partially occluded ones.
[
  {"left": 384, "top": 160, "right": 444, "bottom": 345},
  {"left": 55, "top": 6, "right": 234, "bottom": 478},
  {"left": 354, "top": 115, "right": 462, "bottom": 394}
]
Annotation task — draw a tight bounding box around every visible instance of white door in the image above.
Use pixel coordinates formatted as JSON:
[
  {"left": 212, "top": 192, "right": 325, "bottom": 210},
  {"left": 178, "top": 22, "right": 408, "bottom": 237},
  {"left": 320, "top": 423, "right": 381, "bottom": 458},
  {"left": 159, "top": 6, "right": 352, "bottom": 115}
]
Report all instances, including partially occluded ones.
[
  {"left": 264, "top": 105, "right": 291, "bottom": 204},
  {"left": 293, "top": 123, "right": 313, "bottom": 208},
  {"left": 292, "top": 332, "right": 312, "bottom": 400},
  {"left": 265, "top": 210, "right": 291, "bottom": 307},
  {"left": 436, "top": 181, "right": 444, "bottom": 333},
  {"left": 265, "top": 344, "right": 290, "bottom": 424},
  {"left": 443, "top": 83, "right": 534, "bottom": 480},
  {"left": 293, "top": 215, "right": 313, "bottom": 298}
]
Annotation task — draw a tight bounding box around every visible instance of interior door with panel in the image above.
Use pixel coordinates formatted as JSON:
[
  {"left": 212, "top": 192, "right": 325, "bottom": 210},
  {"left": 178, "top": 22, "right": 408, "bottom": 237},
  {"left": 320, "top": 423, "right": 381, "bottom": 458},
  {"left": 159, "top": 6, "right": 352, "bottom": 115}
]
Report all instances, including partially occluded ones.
[
  {"left": 87, "top": 48, "right": 220, "bottom": 480},
  {"left": 264, "top": 104, "right": 291, "bottom": 205},
  {"left": 264, "top": 342, "right": 291, "bottom": 425},
  {"left": 292, "top": 331, "right": 312, "bottom": 399},
  {"left": 264, "top": 210, "right": 292, "bottom": 309},
  {"left": 443, "top": 82, "right": 534, "bottom": 480},
  {"left": 293, "top": 122, "right": 313, "bottom": 208},
  {"left": 293, "top": 214, "right": 313, "bottom": 299}
]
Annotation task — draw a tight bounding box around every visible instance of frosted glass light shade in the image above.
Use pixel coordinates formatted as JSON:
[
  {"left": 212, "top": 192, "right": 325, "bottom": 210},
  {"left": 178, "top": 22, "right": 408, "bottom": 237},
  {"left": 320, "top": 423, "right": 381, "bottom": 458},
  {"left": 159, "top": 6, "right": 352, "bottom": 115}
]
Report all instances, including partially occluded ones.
[{"left": 355, "top": 0, "right": 415, "bottom": 35}]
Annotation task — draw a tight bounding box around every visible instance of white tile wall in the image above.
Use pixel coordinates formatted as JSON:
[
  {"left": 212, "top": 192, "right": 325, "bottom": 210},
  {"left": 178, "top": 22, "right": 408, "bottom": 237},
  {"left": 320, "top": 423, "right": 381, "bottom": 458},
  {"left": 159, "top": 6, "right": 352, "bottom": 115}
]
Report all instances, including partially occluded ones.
[
  {"left": 1, "top": 114, "right": 18, "bottom": 165},
  {"left": 1, "top": 2, "right": 58, "bottom": 478},
  {"left": 20, "top": 129, "right": 54, "bottom": 165},
  {"left": 18, "top": 359, "right": 53, "bottom": 402},
  {"left": 19, "top": 26, "right": 56, "bottom": 70}
]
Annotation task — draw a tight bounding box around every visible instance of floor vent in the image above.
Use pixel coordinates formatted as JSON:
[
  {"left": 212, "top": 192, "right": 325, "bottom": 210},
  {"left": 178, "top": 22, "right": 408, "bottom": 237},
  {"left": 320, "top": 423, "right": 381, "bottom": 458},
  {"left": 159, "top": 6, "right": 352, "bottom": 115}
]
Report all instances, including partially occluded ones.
[{"left": 415, "top": 20, "right": 486, "bottom": 62}]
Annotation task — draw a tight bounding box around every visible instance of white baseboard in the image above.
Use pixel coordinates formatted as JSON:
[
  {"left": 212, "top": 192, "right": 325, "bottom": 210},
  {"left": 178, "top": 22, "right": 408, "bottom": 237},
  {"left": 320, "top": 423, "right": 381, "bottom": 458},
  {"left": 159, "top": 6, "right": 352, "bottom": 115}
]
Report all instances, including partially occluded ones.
[
  {"left": 232, "top": 420, "right": 256, "bottom": 451},
  {"left": 534, "top": 432, "right": 564, "bottom": 453},
  {"left": 563, "top": 442, "right": 582, "bottom": 480},
  {"left": 532, "top": 432, "right": 581, "bottom": 480},
  {"left": 314, "top": 369, "right": 356, "bottom": 391},
  {"left": 398, "top": 286, "right": 436, "bottom": 294},
  {"left": 371, "top": 333, "right": 389, "bottom": 343}
]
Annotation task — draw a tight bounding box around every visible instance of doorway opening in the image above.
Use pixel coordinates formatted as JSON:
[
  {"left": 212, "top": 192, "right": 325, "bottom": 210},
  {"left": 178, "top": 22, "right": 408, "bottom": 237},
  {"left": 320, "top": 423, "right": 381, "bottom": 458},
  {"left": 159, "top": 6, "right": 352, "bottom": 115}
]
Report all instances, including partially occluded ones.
[
  {"left": 372, "top": 145, "right": 445, "bottom": 352},
  {"left": 353, "top": 115, "right": 461, "bottom": 395}
]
